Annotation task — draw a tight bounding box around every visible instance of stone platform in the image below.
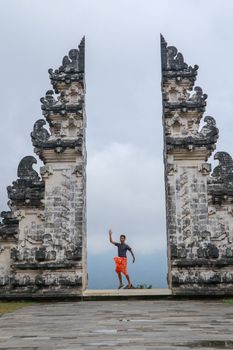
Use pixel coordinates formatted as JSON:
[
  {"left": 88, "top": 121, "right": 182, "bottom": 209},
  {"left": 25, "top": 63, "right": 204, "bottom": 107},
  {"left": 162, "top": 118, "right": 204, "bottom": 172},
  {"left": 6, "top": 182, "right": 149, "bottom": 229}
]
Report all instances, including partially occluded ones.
[
  {"left": 82, "top": 288, "right": 172, "bottom": 300},
  {"left": 0, "top": 299, "right": 233, "bottom": 349}
]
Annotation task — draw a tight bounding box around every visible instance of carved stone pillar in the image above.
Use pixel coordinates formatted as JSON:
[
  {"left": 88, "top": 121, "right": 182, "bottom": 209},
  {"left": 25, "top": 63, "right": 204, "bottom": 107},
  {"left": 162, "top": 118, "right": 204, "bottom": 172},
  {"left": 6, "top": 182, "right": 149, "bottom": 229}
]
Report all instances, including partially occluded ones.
[
  {"left": 0, "top": 38, "right": 86, "bottom": 297},
  {"left": 30, "top": 37, "right": 87, "bottom": 294},
  {"left": 161, "top": 35, "right": 220, "bottom": 294}
]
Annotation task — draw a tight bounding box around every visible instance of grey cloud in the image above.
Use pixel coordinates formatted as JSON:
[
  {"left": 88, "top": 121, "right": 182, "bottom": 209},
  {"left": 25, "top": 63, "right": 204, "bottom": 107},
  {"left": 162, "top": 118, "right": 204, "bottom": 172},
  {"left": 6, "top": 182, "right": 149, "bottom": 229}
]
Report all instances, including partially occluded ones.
[{"left": 87, "top": 142, "right": 166, "bottom": 254}]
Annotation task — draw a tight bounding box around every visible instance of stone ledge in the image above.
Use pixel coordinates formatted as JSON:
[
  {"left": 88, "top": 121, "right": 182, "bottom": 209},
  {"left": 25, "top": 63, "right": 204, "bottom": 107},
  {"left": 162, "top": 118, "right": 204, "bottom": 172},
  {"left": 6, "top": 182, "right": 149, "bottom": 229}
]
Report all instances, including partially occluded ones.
[
  {"left": 172, "top": 258, "right": 233, "bottom": 267},
  {"left": 83, "top": 288, "right": 172, "bottom": 298},
  {"left": 13, "top": 262, "right": 81, "bottom": 270}
]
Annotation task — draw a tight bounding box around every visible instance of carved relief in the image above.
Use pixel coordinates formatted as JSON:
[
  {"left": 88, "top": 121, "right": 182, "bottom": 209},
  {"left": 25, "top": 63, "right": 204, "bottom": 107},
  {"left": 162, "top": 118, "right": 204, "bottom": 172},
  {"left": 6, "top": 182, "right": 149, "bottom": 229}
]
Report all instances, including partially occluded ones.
[
  {"left": 198, "top": 163, "right": 211, "bottom": 176},
  {"left": 166, "top": 115, "right": 218, "bottom": 152},
  {"left": 60, "top": 116, "right": 82, "bottom": 138},
  {"left": 198, "top": 116, "right": 218, "bottom": 142},
  {"left": 6, "top": 156, "right": 44, "bottom": 207},
  {"left": 212, "top": 152, "right": 233, "bottom": 181},
  {"left": 40, "top": 90, "right": 58, "bottom": 108},
  {"left": 17, "top": 156, "right": 40, "bottom": 181},
  {"left": 166, "top": 45, "right": 188, "bottom": 71},
  {"left": 59, "top": 84, "right": 84, "bottom": 105},
  {"left": 208, "top": 151, "right": 233, "bottom": 205},
  {"left": 167, "top": 163, "right": 177, "bottom": 176},
  {"left": 31, "top": 120, "right": 50, "bottom": 145},
  {"left": 161, "top": 34, "right": 198, "bottom": 81},
  {"left": 165, "top": 84, "right": 188, "bottom": 103},
  {"left": 188, "top": 86, "right": 207, "bottom": 104},
  {"left": 40, "top": 165, "right": 53, "bottom": 179}
]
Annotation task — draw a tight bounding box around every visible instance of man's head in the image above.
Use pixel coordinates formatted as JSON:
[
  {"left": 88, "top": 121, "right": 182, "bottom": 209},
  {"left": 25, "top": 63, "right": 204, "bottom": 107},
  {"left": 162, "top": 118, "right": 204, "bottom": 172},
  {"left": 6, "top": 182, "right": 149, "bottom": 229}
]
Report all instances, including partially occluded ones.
[{"left": 120, "top": 234, "right": 126, "bottom": 244}]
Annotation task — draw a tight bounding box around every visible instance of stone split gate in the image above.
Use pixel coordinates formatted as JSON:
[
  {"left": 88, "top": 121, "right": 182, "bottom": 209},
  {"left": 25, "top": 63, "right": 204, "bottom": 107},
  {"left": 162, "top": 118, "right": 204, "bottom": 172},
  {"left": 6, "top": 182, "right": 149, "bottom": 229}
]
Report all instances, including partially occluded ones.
[{"left": 0, "top": 36, "right": 233, "bottom": 297}]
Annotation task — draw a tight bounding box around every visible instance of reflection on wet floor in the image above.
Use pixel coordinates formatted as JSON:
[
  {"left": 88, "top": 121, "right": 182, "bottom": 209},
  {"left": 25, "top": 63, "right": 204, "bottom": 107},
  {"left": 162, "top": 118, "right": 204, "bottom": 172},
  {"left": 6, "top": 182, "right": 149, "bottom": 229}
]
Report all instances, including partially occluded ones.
[
  {"left": 180, "top": 340, "right": 233, "bottom": 349},
  {"left": 0, "top": 300, "right": 232, "bottom": 349}
]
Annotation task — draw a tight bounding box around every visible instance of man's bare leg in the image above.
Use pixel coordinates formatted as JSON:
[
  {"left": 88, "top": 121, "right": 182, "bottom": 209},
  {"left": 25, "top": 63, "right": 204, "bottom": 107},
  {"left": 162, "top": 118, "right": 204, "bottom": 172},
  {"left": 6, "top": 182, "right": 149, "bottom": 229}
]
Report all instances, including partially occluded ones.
[
  {"left": 125, "top": 274, "right": 132, "bottom": 288},
  {"left": 117, "top": 272, "right": 124, "bottom": 289}
]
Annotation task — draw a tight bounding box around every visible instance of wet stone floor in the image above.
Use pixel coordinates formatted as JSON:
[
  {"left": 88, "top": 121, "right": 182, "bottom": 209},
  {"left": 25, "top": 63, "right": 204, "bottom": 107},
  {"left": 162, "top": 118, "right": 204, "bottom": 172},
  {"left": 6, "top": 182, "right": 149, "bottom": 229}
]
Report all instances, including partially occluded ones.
[{"left": 0, "top": 300, "right": 233, "bottom": 349}]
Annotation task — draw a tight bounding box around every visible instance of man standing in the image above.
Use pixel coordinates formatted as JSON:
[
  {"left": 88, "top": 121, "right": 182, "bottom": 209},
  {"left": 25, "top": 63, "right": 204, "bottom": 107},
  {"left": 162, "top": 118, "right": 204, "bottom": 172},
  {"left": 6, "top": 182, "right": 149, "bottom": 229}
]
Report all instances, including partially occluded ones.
[{"left": 109, "top": 229, "right": 135, "bottom": 289}]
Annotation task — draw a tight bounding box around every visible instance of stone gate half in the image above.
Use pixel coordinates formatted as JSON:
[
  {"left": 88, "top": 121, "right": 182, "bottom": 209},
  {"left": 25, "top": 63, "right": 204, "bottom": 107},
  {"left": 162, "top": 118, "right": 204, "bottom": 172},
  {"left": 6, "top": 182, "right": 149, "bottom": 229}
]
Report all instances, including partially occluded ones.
[
  {"left": 0, "top": 38, "right": 86, "bottom": 298},
  {"left": 161, "top": 35, "right": 233, "bottom": 295}
]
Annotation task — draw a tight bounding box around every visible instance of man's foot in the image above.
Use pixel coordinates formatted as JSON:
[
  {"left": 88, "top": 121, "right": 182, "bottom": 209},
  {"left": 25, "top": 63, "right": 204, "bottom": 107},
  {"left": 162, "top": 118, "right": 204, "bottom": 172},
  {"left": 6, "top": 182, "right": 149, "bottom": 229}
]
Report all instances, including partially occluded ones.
[
  {"left": 118, "top": 284, "right": 124, "bottom": 289},
  {"left": 126, "top": 283, "right": 133, "bottom": 289}
]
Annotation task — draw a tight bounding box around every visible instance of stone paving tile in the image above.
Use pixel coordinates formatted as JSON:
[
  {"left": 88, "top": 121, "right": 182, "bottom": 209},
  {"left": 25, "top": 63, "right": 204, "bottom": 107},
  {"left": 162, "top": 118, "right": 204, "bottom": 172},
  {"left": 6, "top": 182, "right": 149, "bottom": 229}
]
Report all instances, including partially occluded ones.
[{"left": 0, "top": 300, "right": 232, "bottom": 349}]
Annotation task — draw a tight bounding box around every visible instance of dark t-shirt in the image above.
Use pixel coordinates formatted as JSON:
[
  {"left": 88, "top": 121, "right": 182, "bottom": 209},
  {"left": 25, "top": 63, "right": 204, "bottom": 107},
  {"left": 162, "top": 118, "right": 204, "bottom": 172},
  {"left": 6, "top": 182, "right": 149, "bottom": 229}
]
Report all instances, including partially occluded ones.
[{"left": 114, "top": 243, "right": 132, "bottom": 258}]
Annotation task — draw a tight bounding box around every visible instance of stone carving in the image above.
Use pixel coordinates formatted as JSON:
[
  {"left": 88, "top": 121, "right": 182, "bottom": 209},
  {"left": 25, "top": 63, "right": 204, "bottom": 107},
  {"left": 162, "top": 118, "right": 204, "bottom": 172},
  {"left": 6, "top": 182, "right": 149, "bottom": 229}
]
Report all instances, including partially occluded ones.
[
  {"left": 188, "top": 86, "right": 208, "bottom": 104},
  {"left": 198, "top": 163, "right": 211, "bottom": 176},
  {"left": 48, "top": 37, "right": 85, "bottom": 93},
  {"left": 40, "top": 90, "right": 57, "bottom": 107},
  {"left": 212, "top": 152, "right": 233, "bottom": 181},
  {"left": 31, "top": 120, "right": 50, "bottom": 144},
  {"left": 0, "top": 211, "right": 18, "bottom": 238},
  {"left": 167, "top": 112, "right": 185, "bottom": 128},
  {"left": 166, "top": 45, "right": 187, "bottom": 71},
  {"left": 65, "top": 246, "right": 82, "bottom": 261},
  {"left": 166, "top": 115, "right": 218, "bottom": 151},
  {"left": 197, "top": 243, "right": 219, "bottom": 259},
  {"left": 59, "top": 39, "right": 85, "bottom": 74},
  {"left": 40, "top": 165, "right": 53, "bottom": 178},
  {"left": 208, "top": 151, "right": 233, "bottom": 205},
  {"left": 17, "top": 156, "right": 40, "bottom": 180},
  {"left": 72, "top": 164, "right": 83, "bottom": 177},
  {"left": 161, "top": 34, "right": 198, "bottom": 81},
  {"left": 31, "top": 118, "right": 83, "bottom": 159},
  {"left": 14, "top": 209, "right": 26, "bottom": 221},
  {"left": 41, "top": 89, "right": 83, "bottom": 122},
  {"left": 7, "top": 156, "right": 44, "bottom": 207},
  {"left": 198, "top": 116, "right": 218, "bottom": 142},
  {"left": 167, "top": 163, "right": 177, "bottom": 176},
  {"left": 60, "top": 85, "right": 84, "bottom": 105},
  {"left": 171, "top": 244, "right": 187, "bottom": 259},
  {"left": 61, "top": 49, "right": 79, "bottom": 72},
  {"left": 0, "top": 156, "right": 44, "bottom": 241},
  {"left": 164, "top": 84, "right": 207, "bottom": 110},
  {"left": 60, "top": 117, "right": 83, "bottom": 138}
]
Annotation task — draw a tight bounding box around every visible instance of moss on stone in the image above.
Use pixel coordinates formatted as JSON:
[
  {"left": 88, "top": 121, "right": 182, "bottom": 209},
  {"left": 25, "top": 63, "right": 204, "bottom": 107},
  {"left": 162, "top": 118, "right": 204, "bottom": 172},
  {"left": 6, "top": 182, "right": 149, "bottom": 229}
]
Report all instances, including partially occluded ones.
[{"left": 0, "top": 301, "right": 33, "bottom": 315}]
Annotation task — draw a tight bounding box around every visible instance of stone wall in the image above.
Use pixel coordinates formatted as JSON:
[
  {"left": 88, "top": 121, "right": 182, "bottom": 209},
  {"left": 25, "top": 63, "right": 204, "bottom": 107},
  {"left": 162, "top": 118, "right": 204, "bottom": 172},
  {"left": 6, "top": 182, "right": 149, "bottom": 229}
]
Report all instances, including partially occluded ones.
[
  {"left": 0, "top": 38, "right": 87, "bottom": 298},
  {"left": 161, "top": 35, "right": 233, "bottom": 295}
]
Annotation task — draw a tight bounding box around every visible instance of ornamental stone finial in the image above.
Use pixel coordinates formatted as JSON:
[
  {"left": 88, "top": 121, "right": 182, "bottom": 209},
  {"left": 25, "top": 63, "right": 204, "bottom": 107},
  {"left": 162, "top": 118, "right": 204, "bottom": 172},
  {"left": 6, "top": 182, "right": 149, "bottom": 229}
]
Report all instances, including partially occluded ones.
[
  {"left": 161, "top": 34, "right": 198, "bottom": 81},
  {"left": 17, "top": 156, "right": 39, "bottom": 181},
  {"left": 48, "top": 37, "right": 85, "bottom": 93}
]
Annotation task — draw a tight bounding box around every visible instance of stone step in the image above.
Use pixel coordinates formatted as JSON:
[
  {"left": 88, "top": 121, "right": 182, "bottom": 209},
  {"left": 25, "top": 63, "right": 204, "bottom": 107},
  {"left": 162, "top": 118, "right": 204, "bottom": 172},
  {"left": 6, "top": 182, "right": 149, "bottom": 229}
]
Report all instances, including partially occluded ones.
[{"left": 82, "top": 288, "right": 172, "bottom": 300}]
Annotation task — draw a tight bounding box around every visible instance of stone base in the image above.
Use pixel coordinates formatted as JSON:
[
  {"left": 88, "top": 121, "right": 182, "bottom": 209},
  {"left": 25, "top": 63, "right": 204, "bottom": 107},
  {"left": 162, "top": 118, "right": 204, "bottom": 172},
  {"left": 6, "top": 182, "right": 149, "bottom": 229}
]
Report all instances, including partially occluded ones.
[
  {"left": 172, "top": 286, "right": 233, "bottom": 296},
  {"left": 0, "top": 287, "right": 83, "bottom": 300}
]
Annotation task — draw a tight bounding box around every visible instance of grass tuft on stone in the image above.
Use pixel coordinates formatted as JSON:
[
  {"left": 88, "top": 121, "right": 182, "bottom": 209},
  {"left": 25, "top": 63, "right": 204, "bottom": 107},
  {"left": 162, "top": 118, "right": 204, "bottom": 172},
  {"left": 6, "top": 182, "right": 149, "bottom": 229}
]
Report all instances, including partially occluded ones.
[{"left": 0, "top": 301, "right": 33, "bottom": 315}]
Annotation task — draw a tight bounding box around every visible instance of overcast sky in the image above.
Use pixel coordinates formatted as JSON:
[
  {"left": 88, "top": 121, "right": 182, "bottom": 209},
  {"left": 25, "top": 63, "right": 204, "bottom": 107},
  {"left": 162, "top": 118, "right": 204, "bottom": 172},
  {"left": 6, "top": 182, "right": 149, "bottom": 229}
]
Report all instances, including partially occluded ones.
[{"left": 0, "top": 0, "right": 233, "bottom": 287}]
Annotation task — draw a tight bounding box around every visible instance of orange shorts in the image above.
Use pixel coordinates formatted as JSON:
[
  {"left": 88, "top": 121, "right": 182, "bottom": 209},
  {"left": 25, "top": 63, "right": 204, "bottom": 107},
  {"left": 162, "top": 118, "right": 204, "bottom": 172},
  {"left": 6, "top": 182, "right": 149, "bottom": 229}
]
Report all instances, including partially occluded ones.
[{"left": 114, "top": 256, "right": 128, "bottom": 276}]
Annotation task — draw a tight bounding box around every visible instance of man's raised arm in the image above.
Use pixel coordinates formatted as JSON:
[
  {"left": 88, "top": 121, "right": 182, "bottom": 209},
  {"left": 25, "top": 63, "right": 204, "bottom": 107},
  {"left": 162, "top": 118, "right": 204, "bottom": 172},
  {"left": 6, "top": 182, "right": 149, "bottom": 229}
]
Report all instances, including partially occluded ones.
[{"left": 109, "top": 229, "right": 115, "bottom": 245}]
